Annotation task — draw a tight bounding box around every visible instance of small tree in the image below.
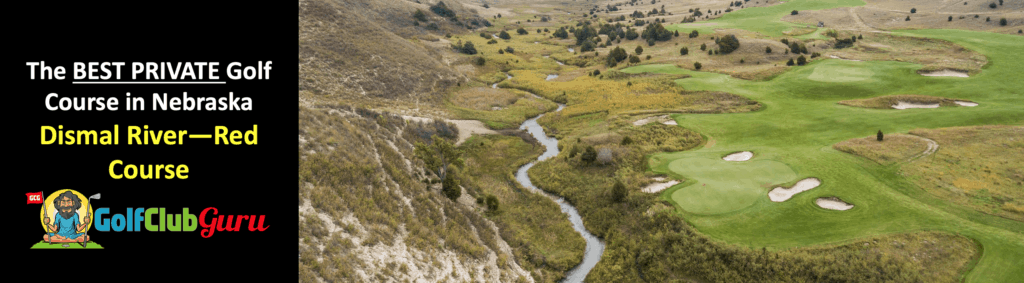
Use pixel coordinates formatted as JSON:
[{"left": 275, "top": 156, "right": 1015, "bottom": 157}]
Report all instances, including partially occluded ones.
[
  {"left": 415, "top": 135, "right": 464, "bottom": 201},
  {"left": 791, "top": 10, "right": 799, "bottom": 15},
  {"left": 949, "top": 16, "right": 953, "bottom": 22},
  {"left": 858, "top": 34, "right": 863, "bottom": 40},
  {"left": 1000, "top": 18, "right": 1008, "bottom": 26},
  {"left": 611, "top": 179, "right": 628, "bottom": 202},
  {"left": 877, "top": 130, "right": 884, "bottom": 142},
  {"left": 680, "top": 47, "right": 689, "bottom": 55},
  {"left": 689, "top": 29, "right": 699, "bottom": 38},
  {"left": 629, "top": 55, "right": 641, "bottom": 64},
  {"left": 621, "top": 136, "right": 633, "bottom": 145},
  {"left": 910, "top": 8, "right": 916, "bottom": 13},
  {"left": 797, "top": 55, "right": 807, "bottom": 65},
  {"left": 635, "top": 45, "right": 644, "bottom": 55},
  {"left": 987, "top": 17, "right": 991, "bottom": 22},
  {"left": 765, "top": 46, "right": 772, "bottom": 53},
  {"left": 694, "top": 62, "right": 702, "bottom": 70},
  {"left": 474, "top": 57, "right": 485, "bottom": 66},
  {"left": 499, "top": 30, "right": 511, "bottom": 39},
  {"left": 989, "top": 3, "right": 997, "bottom": 9},
  {"left": 700, "top": 43, "right": 707, "bottom": 51},
  {"left": 517, "top": 27, "right": 528, "bottom": 35},
  {"left": 906, "top": 16, "right": 911, "bottom": 21},
  {"left": 786, "top": 58, "right": 795, "bottom": 66}
]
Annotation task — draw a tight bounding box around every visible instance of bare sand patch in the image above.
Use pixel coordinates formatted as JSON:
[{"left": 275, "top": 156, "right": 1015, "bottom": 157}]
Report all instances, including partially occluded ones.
[
  {"left": 633, "top": 115, "right": 673, "bottom": 126},
  {"left": 769, "top": 178, "right": 822, "bottom": 202},
  {"left": 919, "top": 69, "right": 969, "bottom": 78},
  {"left": 401, "top": 116, "right": 498, "bottom": 146},
  {"left": 892, "top": 102, "right": 940, "bottom": 109},
  {"left": 955, "top": 101, "right": 978, "bottom": 107},
  {"left": 643, "top": 180, "right": 680, "bottom": 193},
  {"left": 545, "top": 74, "right": 559, "bottom": 80},
  {"left": 816, "top": 197, "right": 854, "bottom": 211},
  {"left": 722, "top": 151, "right": 753, "bottom": 161}
]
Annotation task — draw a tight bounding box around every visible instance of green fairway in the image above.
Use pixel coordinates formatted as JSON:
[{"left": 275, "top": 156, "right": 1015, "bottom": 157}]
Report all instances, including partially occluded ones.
[
  {"left": 667, "top": 0, "right": 866, "bottom": 37},
  {"left": 30, "top": 241, "right": 103, "bottom": 249},
  {"left": 669, "top": 156, "right": 797, "bottom": 215},
  {"left": 622, "top": 29, "right": 1024, "bottom": 283}
]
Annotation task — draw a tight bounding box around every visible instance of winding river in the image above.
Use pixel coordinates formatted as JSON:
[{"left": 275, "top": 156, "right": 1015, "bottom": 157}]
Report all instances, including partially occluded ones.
[{"left": 503, "top": 73, "right": 605, "bottom": 282}]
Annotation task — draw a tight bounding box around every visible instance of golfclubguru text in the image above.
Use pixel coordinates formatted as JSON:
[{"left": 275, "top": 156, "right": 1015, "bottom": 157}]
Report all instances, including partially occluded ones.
[{"left": 94, "top": 207, "right": 268, "bottom": 237}]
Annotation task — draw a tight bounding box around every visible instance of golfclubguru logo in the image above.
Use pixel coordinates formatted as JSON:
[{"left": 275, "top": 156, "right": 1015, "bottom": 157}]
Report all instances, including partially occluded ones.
[
  {"left": 31, "top": 190, "right": 269, "bottom": 250},
  {"left": 94, "top": 206, "right": 269, "bottom": 238}
]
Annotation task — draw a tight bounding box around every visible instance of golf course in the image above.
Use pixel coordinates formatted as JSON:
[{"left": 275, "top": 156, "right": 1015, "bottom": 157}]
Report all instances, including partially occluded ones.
[{"left": 626, "top": 28, "right": 1023, "bottom": 282}]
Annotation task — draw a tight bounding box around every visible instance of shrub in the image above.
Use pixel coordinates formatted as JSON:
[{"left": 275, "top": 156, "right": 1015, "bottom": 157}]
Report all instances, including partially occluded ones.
[
  {"left": 780, "top": 38, "right": 789, "bottom": 45},
  {"left": 459, "top": 41, "right": 478, "bottom": 54},
  {"left": 708, "top": 50, "right": 713, "bottom": 55},
  {"left": 987, "top": 17, "right": 991, "bottom": 22},
  {"left": 791, "top": 10, "right": 798, "bottom": 15},
  {"left": 694, "top": 62, "right": 702, "bottom": 70},
  {"left": 517, "top": 27, "right": 528, "bottom": 35},
  {"left": 949, "top": 16, "right": 953, "bottom": 22},
  {"left": 474, "top": 57, "right": 485, "bottom": 66},
  {"left": 629, "top": 55, "right": 641, "bottom": 64},
  {"left": 858, "top": 34, "right": 863, "bottom": 39},
  {"left": 499, "top": 31, "right": 511, "bottom": 39},
  {"left": 581, "top": 146, "right": 597, "bottom": 164},
  {"left": 498, "top": 49, "right": 504, "bottom": 54},
  {"left": 554, "top": 27, "right": 569, "bottom": 39},
  {"left": 593, "top": 69, "right": 601, "bottom": 76},
  {"left": 989, "top": 3, "right": 997, "bottom": 9},
  {"left": 504, "top": 46, "right": 515, "bottom": 54},
  {"left": 596, "top": 148, "right": 613, "bottom": 165},
  {"left": 680, "top": 47, "right": 689, "bottom": 55},
  {"left": 1000, "top": 18, "right": 1008, "bottom": 26},
  {"left": 610, "top": 46, "right": 629, "bottom": 62},
  {"left": 877, "top": 130, "right": 884, "bottom": 141},
  {"left": 635, "top": 45, "right": 644, "bottom": 54},
  {"left": 430, "top": 1, "right": 456, "bottom": 18},
  {"left": 485, "top": 195, "right": 499, "bottom": 211},
  {"left": 688, "top": 30, "right": 699, "bottom": 38},
  {"left": 487, "top": 39, "right": 497, "bottom": 44},
  {"left": 715, "top": 34, "right": 740, "bottom": 54},
  {"left": 611, "top": 179, "right": 627, "bottom": 202},
  {"left": 797, "top": 55, "right": 807, "bottom": 65},
  {"left": 621, "top": 136, "right": 633, "bottom": 145},
  {"left": 740, "top": 58, "right": 745, "bottom": 63},
  {"left": 786, "top": 58, "right": 795, "bottom": 66},
  {"left": 426, "top": 23, "right": 439, "bottom": 30},
  {"left": 700, "top": 43, "right": 707, "bottom": 51},
  {"left": 581, "top": 40, "right": 596, "bottom": 52},
  {"left": 442, "top": 173, "right": 461, "bottom": 200},
  {"left": 911, "top": 8, "right": 916, "bottom": 13},
  {"left": 413, "top": 9, "right": 427, "bottom": 22},
  {"left": 626, "top": 28, "right": 639, "bottom": 40}
]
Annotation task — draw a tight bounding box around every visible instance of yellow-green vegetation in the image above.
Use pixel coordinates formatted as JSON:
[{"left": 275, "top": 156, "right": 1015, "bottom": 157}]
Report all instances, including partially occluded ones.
[
  {"left": 459, "top": 134, "right": 585, "bottom": 282},
  {"left": 501, "top": 69, "right": 759, "bottom": 117},
  {"left": 448, "top": 86, "right": 557, "bottom": 129},
  {"left": 834, "top": 134, "right": 929, "bottom": 165},
  {"left": 829, "top": 33, "right": 988, "bottom": 75},
  {"left": 902, "top": 126, "right": 1024, "bottom": 221},
  {"left": 839, "top": 95, "right": 972, "bottom": 109}
]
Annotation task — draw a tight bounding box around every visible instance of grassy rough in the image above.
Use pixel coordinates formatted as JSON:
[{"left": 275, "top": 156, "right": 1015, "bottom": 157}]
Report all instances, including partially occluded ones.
[
  {"left": 834, "top": 134, "right": 929, "bottom": 165},
  {"left": 902, "top": 126, "right": 1024, "bottom": 221}
]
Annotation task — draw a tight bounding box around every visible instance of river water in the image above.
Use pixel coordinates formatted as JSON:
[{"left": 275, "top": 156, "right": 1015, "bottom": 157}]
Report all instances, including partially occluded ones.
[{"left": 513, "top": 103, "right": 605, "bottom": 282}]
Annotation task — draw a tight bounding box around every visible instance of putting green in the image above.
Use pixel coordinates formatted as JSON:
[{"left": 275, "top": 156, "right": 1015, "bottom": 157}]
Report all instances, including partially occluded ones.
[
  {"left": 669, "top": 157, "right": 796, "bottom": 215},
  {"left": 807, "top": 61, "right": 874, "bottom": 82}
]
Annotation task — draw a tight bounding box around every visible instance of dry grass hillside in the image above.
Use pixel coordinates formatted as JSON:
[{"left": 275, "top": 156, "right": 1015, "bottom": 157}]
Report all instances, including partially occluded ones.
[
  {"left": 784, "top": 0, "right": 1024, "bottom": 34},
  {"left": 299, "top": 0, "right": 492, "bottom": 118}
]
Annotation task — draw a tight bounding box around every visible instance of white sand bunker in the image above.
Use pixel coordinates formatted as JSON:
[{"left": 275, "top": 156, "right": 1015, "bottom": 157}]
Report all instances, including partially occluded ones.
[
  {"left": 722, "top": 151, "right": 753, "bottom": 161},
  {"left": 768, "top": 178, "right": 822, "bottom": 202},
  {"left": 891, "top": 102, "right": 939, "bottom": 109},
  {"left": 546, "top": 74, "right": 559, "bottom": 80},
  {"left": 642, "top": 178, "right": 680, "bottom": 193},
  {"left": 919, "top": 69, "right": 969, "bottom": 78},
  {"left": 662, "top": 120, "right": 677, "bottom": 125},
  {"left": 816, "top": 197, "right": 854, "bottom": 211},
  {"left": 955, "top": 101, "right": 978, "bottom": 107}
]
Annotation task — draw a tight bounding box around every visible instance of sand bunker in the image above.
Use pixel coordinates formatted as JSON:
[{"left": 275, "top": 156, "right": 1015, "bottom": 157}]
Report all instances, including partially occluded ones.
[
  {"left": 919, "top": 69, "right": 969, "bottom": 78},
  {"left": 816, "top": 197, "right": 854, "bottom": 211},
  {"left": 567, "top": 48, "right": 574, "bottom": 53},
  {"left": 546, "top": 74, "right": 559, "bottom": 80},
  {"left": 955, "top": 101, "right": 979, "bottom": 107},
  {"left": 643, "top": 179, "right": 680, "bottom": 193},
  {"left": 891, "top": 102, "right": 939, "bottom": 109},
  {"left": 662, "top": 120, "right": 677, "bottom": 126},
  {"left": 401, "top": 116, "right": 498, "bottom": 146},
  {"left": 722, "top": 151, "right": 753, "bottom": 161},
  {"left": 768, "top": 178, "right": 822, "bottom": 202}
]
